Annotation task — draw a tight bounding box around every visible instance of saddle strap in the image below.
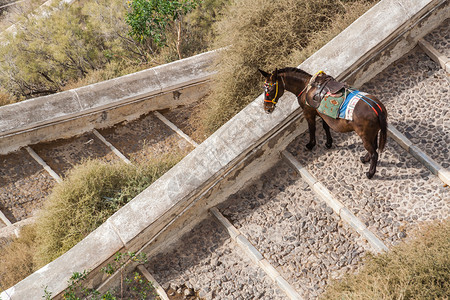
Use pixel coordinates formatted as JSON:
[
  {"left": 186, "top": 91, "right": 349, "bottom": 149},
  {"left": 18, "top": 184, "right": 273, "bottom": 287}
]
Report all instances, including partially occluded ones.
[{"left": 306, "top": 73, "right": 346, "bottom": 108}]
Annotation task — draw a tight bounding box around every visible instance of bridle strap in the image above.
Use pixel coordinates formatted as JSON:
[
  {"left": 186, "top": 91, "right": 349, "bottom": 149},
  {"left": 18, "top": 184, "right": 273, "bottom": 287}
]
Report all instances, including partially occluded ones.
[
  {"left": 264, "top": 76, "right": 285, "bottom": 104},
  {"left": 264, "top": 81, "right": 278, "bottom": 104}
]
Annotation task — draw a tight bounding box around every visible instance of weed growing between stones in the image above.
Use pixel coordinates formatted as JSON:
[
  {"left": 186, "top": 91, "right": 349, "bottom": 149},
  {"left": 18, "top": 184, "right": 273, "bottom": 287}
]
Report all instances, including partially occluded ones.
[
  {"left": 41, "top": 252, "right": 158, "bottom": 300},
  {"left": 101, "top": 252, "right": 156, "bottom": 300}
]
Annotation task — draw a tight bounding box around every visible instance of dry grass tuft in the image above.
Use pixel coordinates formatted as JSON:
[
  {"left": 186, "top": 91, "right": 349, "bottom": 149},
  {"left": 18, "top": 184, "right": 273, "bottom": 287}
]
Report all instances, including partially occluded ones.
[
  {"left": 0, "top": 226, "right": 36, "bottom": 290},
  {"left": 0, "top": 0, "right": 226, "bottom": 100},
  {"left": 0, "top": 88, "right": 16, "bottom": 106},
  {"left": 322, "top": 219, "right": 450, "bottom": 300},
  {"left": 34, "top": 156, "right": 181, "bottom": 266}
]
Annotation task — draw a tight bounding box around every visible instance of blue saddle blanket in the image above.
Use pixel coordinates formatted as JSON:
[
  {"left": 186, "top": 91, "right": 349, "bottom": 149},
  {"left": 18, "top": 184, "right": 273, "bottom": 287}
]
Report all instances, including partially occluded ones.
[{"left": 338, "top": 89, "right": 368, "bottom": 120}]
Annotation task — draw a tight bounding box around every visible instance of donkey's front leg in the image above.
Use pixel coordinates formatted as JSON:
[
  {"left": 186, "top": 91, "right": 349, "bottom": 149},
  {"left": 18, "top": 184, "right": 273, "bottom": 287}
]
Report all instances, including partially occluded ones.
[
  {"left": 305, "top": 111, "right": 317, "bottom": 150},
  {"left": 322, "top": 119, "right": 333, "bottom": 149}
]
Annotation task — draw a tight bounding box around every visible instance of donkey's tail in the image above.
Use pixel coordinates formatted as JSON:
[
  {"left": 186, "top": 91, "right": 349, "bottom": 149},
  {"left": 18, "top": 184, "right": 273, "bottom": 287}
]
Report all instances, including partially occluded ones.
[{"left": 378, "top": 106, "right": 387, "bottom": 153}]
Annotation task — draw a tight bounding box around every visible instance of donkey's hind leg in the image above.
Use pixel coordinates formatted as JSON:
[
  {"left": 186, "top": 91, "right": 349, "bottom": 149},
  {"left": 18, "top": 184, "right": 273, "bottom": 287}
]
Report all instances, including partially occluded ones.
[
  {"left": 360, "top": 132, "right": 378, "bottom": 164},
  {"left": 322, "top": 119, "right": 333, "bottom": 149},
  {"left": 361, "top": 133, "right": 379, "bottom": 179}
]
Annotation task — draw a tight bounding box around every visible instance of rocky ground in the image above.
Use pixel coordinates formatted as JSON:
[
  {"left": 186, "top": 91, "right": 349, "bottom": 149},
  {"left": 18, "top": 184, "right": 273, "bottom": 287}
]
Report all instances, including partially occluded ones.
[
  {"left": 218, "top": 161, "right": 370, "bottom": 299},
  {"left": 146, "top": 217, "right": 286, "bottom": 300},
  {"left": 0, "top": 149, "right": 55, "bottom": 224}
]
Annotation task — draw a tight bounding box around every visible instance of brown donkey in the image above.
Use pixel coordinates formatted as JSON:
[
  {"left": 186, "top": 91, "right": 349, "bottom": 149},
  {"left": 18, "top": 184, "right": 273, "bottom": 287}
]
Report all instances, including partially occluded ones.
[{"left": 259, "top": 68, "right": 387, "bottom": 179}]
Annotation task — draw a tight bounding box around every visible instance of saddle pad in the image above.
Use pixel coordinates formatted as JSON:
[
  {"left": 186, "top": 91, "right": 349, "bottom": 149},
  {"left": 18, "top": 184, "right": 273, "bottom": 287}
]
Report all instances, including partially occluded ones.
[
  {"left": 317, "top": 89, "right": 346, "bottom": 119},
  {"left": 339, "top": 89, "right": 368, "bottom": 120}
]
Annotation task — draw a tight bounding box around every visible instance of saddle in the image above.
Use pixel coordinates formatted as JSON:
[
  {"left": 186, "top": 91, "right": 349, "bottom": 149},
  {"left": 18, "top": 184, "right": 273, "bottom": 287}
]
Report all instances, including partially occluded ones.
[{"left": 306, "top": 72, "right": 347, "bottom": 109}]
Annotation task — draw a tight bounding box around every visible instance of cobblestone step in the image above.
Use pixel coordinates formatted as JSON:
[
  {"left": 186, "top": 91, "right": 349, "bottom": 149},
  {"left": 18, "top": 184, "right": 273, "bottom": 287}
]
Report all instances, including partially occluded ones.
[
  {"left": 0, "top": 208, "right": 12, "bottom": 227},
  {"left": 214, "top": 160, "right": 371, "bottom": 299},
  {"left": 387, "top": 124, "right": 450, "bottom": 185},
  {"left": 136, "top": 264, "right": 170, "bottom": 300},
  {"left": 210, "top": 207, "right": 302, "bottom": 300},
  {"left": 287, "top": 131, "right": 448, "bottom": 243},
  {"left": 282, "top": 150, "right": 388, "bottom": 254},
  {"left": 143, "top": 216, "right": 286, "bottom": 300},
  {"left": 362, "top": 47, "right": 449, "bottom": 169},
  {"left": 0, "top": 148, "right": 55, "bottom": 226},
  {"left": 420, "top": 18, "right": 449, "bottom": 72},
  {"left": 0, "top": 104, "right": 199, "bottom": 239},
  {"left": 97, "top": 112, "right": 194, "bottom": 165},
  {"left": 30, "top": 131, "right": 119, "bottom": 178}
]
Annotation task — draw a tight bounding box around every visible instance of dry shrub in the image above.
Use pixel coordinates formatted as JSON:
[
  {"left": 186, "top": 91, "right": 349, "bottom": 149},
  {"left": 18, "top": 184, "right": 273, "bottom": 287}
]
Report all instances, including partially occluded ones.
[
  {"left": 289, "top": 1, "right": 379, "bottom": 64},
  {"left": 203, "top": 0, "right": 378, "bottom": 133},
  {"left": 0, "top": 88, "right": 16, "bottom": 106},
  {"left": 322, "top": 219, "right": 450, "bottom": 300},
  {"left": 0, "top": 226, "right": 37, "bottom": 290},
  {"left": 0, "top": 0, "right": 227, "bottom": 99},
  {"left": 62, "top": 61, "right": 157, "bottom": 91},
  {"left": 34, "top": 156, "right": 181, "bottom": 266}
]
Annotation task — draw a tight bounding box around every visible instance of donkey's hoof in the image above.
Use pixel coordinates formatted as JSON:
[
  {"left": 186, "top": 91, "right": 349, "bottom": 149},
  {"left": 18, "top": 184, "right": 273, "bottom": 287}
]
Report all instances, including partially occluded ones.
[
  {"left": 325, "top": 142, "right": 332, "bottom": 149},
  {"left": 306, "top": 143, "right": 315, "bottom": 150},
  {"left": 360, "top": 155, "right": 369, "bottom": 164},
  {"left": 366, "top": 172, "right": 374, "bottom": 179}
]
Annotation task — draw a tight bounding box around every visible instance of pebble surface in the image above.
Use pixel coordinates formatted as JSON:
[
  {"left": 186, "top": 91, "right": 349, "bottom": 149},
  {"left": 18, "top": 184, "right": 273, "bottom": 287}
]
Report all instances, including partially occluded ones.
[
  {"left": 99, "top": 112, "right": 194, "bottom": 165},
  {"left": 362, "top": 46, "right": 449, "bottom": 167},
  {"left": 424, "top": 19, "right": 449, "bottom": 59},
  {"left": 219, "top": 161, "right": 370, "bottom": 299},
  {"left": 161, "top": 97, "right": 210, "bottom": 144},
  {"left": 32, "top": 132, "right": 119, "bottom": 177},
  {"left": 288, "top": 129, "right": 448, "bottom": 247},
  {"left": 145, "top": 217, "right": 285, "bottom": 300},
  {"left": 0, "top": 149, "right": 55, "bottom": 224}
]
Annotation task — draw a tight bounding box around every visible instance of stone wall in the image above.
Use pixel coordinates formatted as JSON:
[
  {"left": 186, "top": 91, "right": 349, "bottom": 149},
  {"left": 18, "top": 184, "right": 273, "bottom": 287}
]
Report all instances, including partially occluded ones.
[{"left": 0, "top": 50, "right": 217, "bottom": 155}]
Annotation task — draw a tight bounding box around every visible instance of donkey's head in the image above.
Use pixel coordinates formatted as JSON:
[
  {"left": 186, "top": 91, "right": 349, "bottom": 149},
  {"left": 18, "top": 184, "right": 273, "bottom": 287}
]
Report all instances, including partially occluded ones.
[{"left": 258, "top": 68, "right": 285, "bottom": 114}]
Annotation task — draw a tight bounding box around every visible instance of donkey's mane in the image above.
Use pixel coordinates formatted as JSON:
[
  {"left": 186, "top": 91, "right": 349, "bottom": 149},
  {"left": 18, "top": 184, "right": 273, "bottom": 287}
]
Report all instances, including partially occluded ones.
[{"left": 278, "top": 67, "right": 311, "bottom": 79}]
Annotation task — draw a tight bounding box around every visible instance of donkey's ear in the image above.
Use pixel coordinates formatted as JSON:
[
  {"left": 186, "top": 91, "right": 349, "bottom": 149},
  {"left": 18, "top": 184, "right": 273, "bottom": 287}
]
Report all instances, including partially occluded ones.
[
  {"left": 258, "top": 69, "right": 270, "bottom": 79},
  {"left": 274, "top": 68, "right": 278, "bottom": 78}
]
